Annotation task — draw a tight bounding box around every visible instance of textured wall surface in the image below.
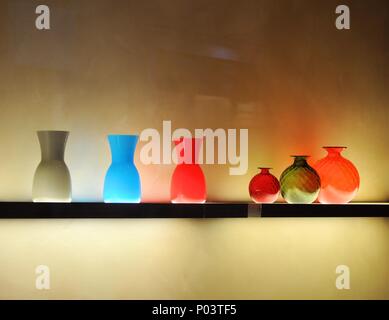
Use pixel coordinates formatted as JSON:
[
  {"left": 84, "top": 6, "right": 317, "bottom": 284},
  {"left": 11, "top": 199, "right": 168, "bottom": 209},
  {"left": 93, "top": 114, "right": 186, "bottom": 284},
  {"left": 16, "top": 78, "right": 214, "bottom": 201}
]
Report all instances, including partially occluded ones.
[
  {"left": 0, "top": 0, "right": 388, "bottom": 202},
  {"left": 0, "top": 0, "right": 388, "bottom": 300},
  {"left": 0, "top": 218, "right": 388, "bottom": 300}
]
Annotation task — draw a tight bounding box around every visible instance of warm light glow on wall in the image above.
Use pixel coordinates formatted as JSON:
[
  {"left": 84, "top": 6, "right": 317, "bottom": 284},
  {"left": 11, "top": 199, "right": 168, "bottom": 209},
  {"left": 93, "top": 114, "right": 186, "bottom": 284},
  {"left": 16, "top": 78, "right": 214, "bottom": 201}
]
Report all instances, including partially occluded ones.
[
  {"left": 0, "top": 218, "right": 387, "bottom": 299},
  {"left": 0, "top": 2, "right": 388, "bottom": 202},
  {"left": 0, "top": 0, "right": 387, "bottom": 302}
]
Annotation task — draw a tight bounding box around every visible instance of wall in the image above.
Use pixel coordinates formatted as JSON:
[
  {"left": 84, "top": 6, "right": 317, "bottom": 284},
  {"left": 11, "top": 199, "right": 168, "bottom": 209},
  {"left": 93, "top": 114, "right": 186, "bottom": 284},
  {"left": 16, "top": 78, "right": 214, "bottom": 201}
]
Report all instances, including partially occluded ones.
[
  {"left": 0, "top": 0, "right": 388, "bottom": 202},
  {"left": 0, "top": 218, "right": 388, "bottom": 300},
  {"left": 0, "top": 0, "right": 388, "bottom": 299}
]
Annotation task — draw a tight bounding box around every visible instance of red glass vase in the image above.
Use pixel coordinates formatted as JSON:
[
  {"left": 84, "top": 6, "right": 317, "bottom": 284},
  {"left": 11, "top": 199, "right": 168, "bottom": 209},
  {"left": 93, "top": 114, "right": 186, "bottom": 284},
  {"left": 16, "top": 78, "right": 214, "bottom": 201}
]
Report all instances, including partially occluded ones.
[
  {"left": 170, "top": 137, "right": 207, "bottom": 203},
  {"left": 313, "top": 147, "right": 360, "bottom": 204},
  {"left": 249, "top": 168, "right": 280, "bottom": 203}
]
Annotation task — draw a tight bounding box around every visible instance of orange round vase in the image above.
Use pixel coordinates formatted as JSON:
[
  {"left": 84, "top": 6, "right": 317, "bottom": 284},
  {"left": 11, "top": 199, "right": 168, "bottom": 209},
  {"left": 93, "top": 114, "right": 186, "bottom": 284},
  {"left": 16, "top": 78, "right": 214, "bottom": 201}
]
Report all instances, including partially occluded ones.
[{"left": 313, "top": 147, "right": 360, "bottom": 204}]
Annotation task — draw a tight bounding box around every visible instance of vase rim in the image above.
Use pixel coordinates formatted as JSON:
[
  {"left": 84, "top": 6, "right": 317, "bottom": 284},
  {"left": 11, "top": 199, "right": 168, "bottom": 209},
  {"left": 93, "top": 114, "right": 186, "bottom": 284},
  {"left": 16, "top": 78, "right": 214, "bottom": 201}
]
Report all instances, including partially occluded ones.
[
  {"left": 108, "top": 134, "right": 139, "bottom": 138},
  {"left": 323, "top": 146, "right": 347, "bottom": 149},
  {"left": 173, "top": 136, "right": 204, "bottom": 142},
  {"left": 258, "top": 167, "right": 272, "bottom": 170},
  {"left": 290, "top": 155, "right": 310, "bottom": 158},
  {"left": 37, "top": 130, "right": 69, "bottom": 134}
]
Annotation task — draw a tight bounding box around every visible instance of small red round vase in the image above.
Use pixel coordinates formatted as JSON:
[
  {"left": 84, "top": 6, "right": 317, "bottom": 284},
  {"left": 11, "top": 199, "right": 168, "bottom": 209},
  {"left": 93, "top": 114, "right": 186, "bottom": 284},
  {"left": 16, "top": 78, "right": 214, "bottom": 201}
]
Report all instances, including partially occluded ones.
[
  {"left": 249, "top": 168, "right": 280, "bottom": 203},
  {"left": 313, "top": 147, "right": 360, "bottom": 204}
]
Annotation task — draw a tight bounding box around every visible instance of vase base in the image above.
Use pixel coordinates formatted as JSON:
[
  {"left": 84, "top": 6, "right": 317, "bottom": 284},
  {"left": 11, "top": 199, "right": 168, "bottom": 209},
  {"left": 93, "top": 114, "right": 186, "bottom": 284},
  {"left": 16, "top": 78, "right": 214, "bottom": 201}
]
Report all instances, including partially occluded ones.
[
  {"left": 104, "top": 198, "right": 141, "bottom": 204},
  {"left": 33, "top": 197, "right": 72, "bottom": 203},
  {"left": 171, "top": 199, "right": 206, "bottom": 204}
]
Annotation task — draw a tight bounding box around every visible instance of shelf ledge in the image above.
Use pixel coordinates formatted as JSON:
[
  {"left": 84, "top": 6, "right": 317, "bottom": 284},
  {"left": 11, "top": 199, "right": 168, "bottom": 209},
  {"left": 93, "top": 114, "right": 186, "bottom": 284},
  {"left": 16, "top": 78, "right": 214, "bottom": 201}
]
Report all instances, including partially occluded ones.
[{"left": 0, "top": 202, "right": 387, "bottom": 219}]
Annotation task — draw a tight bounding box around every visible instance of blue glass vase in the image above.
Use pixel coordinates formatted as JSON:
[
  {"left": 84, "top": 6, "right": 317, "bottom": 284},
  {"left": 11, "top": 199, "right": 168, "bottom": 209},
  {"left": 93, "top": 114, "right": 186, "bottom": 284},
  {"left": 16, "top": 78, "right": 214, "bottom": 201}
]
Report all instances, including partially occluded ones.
[{"left": 103, "top": 135, "right": 141, "bottom": 203}]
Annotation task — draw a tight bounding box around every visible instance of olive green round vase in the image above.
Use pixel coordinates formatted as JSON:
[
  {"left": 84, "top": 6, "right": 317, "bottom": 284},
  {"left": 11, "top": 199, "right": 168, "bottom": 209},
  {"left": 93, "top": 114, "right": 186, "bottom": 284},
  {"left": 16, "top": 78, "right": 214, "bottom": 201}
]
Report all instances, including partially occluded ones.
[{"left": 280, "top": 156, "right": 321, "bottom": 204}]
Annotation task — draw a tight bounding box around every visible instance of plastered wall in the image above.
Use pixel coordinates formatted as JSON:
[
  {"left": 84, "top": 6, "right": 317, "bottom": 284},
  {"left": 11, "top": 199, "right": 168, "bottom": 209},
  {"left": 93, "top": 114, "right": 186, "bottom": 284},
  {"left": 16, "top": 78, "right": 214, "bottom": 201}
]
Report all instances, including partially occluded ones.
[
  {"left": 0, "top": 218, "right": 388, "bottom": 300},
  {"left": 0, "top": 0, "right": 388, "bottom": 202}
]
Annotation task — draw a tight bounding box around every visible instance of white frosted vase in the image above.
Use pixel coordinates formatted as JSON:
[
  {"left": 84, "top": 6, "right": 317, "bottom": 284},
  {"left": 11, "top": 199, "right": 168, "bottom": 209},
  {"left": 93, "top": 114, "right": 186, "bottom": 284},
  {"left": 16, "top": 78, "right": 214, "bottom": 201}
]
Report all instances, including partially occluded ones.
[{"left": 32, "top": 131, "right": 72, "bottom": 202}]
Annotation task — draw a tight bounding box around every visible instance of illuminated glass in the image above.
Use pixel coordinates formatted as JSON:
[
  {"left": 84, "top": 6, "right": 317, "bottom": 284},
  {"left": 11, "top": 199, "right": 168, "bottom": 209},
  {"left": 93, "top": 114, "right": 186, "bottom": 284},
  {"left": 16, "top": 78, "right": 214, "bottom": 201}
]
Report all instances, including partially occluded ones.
[{"left": 103, "top": 135, "right": 141, "bottom": 203}]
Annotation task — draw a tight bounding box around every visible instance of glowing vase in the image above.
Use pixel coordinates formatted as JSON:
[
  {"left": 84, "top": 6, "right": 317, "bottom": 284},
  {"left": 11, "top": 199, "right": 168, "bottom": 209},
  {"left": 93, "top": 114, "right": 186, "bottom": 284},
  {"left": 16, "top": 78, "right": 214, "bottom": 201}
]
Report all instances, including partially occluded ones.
[
  {"left": 32, "top": 130, "right": 72, "bottom": 203},
  {"left": 249, "top": 168, "right": 280, "bottom": 203},
  {"left": 313, "top": 147, "right": 360, "bottom": 204},
  {"left": 280, "top": 156, "right": 321, "bottom": 204},
  {"left": 103, "top": 135, "right": 141, "bottom": 203},
  {"left": 170, "top": 137, "right": 206, "bottom": 204}
]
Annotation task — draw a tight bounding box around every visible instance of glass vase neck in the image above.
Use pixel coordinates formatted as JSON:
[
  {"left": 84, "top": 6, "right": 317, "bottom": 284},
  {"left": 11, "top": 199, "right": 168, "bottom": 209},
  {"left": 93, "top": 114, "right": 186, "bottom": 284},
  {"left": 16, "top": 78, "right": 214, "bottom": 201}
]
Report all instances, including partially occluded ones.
[
  {"left": 258, "top": 167, "right": 272, "bottom": 174},
  {"left": 108, "top": 135, "right": 138, "bottom": 163},
  {"left": 323, "top": 146, "right": 346, "bottom": 157},
  {"left": 37, "top": 130, "right": 69, "bottom": 161},
  {"left": 291, "top": 155, "right": 309, "bottom": 166}
]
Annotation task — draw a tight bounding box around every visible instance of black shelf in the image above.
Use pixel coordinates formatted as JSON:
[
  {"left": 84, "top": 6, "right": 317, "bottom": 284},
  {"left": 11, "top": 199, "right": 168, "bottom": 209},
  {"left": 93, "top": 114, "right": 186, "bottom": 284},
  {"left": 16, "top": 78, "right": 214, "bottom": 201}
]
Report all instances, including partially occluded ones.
[
  {"left": 0, "top": 202, "right": 251, "bottom": 219},
  {"left": 0, "top": 202, "right": 387, "bottom": 219},
  {"left": 260, "top": 203, "right": 388, "bottom": 218}
]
